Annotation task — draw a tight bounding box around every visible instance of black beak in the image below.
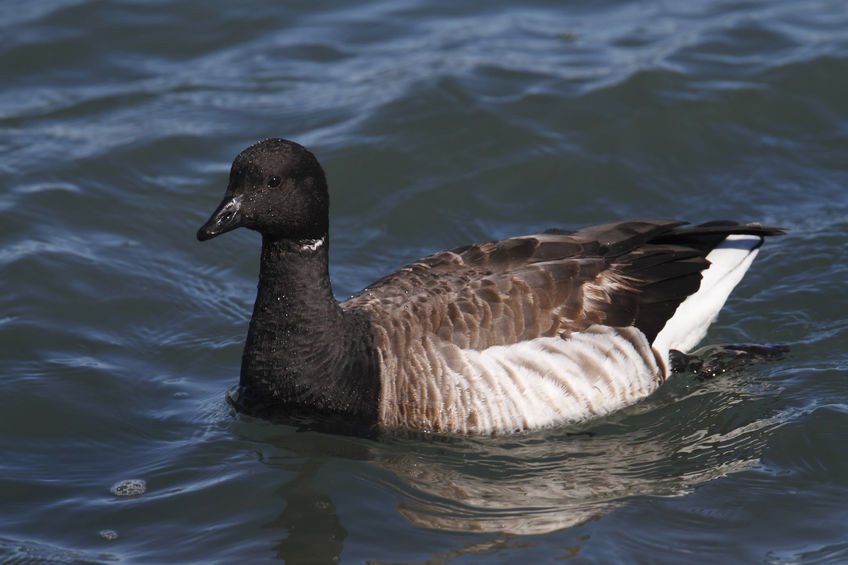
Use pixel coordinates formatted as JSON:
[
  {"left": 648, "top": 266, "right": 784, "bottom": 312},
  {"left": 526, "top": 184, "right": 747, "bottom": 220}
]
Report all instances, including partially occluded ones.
[{"left": 197, "top": 194, "right": 243, "bottom": 241}]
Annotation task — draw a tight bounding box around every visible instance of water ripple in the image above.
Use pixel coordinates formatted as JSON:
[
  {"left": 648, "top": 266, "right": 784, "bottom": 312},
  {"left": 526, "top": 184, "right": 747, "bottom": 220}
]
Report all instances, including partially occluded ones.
[{"left": 1, "top": 0, "right": 847, "bottom": 562}]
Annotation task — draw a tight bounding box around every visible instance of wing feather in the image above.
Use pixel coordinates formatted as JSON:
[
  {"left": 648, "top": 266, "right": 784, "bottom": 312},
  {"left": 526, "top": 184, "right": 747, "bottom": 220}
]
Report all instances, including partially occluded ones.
[{"left": 343, "top": 219, "right": 783, "bottom": 352}]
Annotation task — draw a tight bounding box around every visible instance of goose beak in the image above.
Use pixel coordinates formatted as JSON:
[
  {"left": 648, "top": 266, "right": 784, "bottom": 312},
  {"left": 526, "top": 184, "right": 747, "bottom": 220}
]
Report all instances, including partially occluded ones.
[{"left": 197, "top": 194, "right": 243, "bottom": 241}]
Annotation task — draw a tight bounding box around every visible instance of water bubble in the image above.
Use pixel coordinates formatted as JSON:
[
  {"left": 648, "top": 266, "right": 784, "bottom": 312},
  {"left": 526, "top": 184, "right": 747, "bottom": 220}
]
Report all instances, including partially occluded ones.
[
  {"left": 99, "top": 529, "right": 119, "bottom": 541},
  {"left": 110, "top": 479, "right": 147, "bottom": 497}
]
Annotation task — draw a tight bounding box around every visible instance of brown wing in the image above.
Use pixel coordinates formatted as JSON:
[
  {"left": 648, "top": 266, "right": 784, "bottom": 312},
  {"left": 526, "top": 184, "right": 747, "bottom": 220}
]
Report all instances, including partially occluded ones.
[{"left": 342, "top": 219, "right": 784, "bottom": 351}]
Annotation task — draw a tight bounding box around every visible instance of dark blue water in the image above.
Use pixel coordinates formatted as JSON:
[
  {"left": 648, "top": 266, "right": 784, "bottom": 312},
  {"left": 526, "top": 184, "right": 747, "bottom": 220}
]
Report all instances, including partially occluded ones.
[{"left": 2, "top": 0, "right": 847, "bottom": 563}]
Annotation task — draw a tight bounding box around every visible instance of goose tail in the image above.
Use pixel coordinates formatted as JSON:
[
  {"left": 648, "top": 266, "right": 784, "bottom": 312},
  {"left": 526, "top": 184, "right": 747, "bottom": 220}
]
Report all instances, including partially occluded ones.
[{"left": 651, "top": 233, "right": 766, "bottom": 369}]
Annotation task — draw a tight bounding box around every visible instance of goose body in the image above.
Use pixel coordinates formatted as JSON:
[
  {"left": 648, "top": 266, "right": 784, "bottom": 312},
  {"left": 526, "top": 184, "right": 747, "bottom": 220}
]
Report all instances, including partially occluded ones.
[{"left": 197, "top": 139, "right": 783, "bottom": 434}]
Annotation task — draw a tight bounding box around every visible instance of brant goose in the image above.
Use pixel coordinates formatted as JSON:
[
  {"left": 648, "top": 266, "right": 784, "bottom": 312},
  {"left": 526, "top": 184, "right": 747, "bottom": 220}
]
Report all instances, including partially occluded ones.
[{"left": 197, "top": 138, "right": 783, "bottom": 434}]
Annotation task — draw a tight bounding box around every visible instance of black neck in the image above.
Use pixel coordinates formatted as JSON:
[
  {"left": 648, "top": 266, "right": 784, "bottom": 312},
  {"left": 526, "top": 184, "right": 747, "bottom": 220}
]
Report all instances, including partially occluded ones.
[{"left": 236, "top": 236, "right": 379, "bottom": 424}]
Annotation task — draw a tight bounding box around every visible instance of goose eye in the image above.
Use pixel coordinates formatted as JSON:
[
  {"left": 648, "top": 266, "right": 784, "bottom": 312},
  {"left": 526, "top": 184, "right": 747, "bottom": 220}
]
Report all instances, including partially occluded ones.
[{"left": 268, "top": 176, "right": 281, "bottom": 188}]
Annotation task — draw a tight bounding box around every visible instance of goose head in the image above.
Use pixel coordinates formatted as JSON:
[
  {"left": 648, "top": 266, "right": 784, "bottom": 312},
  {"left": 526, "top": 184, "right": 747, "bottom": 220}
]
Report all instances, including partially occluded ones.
[{"left": 197, "top": 138, "right": 329, "bottom": 242}]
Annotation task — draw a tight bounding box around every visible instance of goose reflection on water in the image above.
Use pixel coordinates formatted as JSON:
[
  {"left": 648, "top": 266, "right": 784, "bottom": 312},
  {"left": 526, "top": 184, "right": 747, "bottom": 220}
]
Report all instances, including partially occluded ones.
[
  {"left": 255, "top": 368, "right": 781, "bottom": 564},
  {"left": 368, "top": 350, "right": 784, "bottom": 535},
  {"left": 378, "top": 421, "right": 764, "bottom": 535}
]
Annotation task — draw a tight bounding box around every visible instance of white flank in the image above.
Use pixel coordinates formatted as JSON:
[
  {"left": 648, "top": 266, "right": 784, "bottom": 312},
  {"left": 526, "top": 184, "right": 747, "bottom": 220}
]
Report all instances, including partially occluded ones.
[
  {"left": 387, "top": 326, "right": 663, "bottom": 434},
  {"left": 652, "top": 234, "right": 761, "bottom": 362}
]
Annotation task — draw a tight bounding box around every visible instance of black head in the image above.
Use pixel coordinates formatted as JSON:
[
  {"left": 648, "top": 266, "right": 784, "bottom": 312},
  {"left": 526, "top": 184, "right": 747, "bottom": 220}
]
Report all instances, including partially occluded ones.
[{"left": 197, "top": 139, "right": 329, "bottom": 242}]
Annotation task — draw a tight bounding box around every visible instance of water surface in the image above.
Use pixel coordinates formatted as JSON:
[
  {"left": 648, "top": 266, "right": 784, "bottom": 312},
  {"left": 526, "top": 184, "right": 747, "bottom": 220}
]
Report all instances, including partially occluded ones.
[{"left": 2, "top": 0, "right": 847, "bottom": 563}]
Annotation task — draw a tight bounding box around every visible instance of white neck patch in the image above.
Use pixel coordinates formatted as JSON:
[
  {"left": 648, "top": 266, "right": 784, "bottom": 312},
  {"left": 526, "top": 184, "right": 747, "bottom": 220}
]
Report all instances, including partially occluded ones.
[{"left": 299, "top": 237, "right": 326, "bottom": 252}]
